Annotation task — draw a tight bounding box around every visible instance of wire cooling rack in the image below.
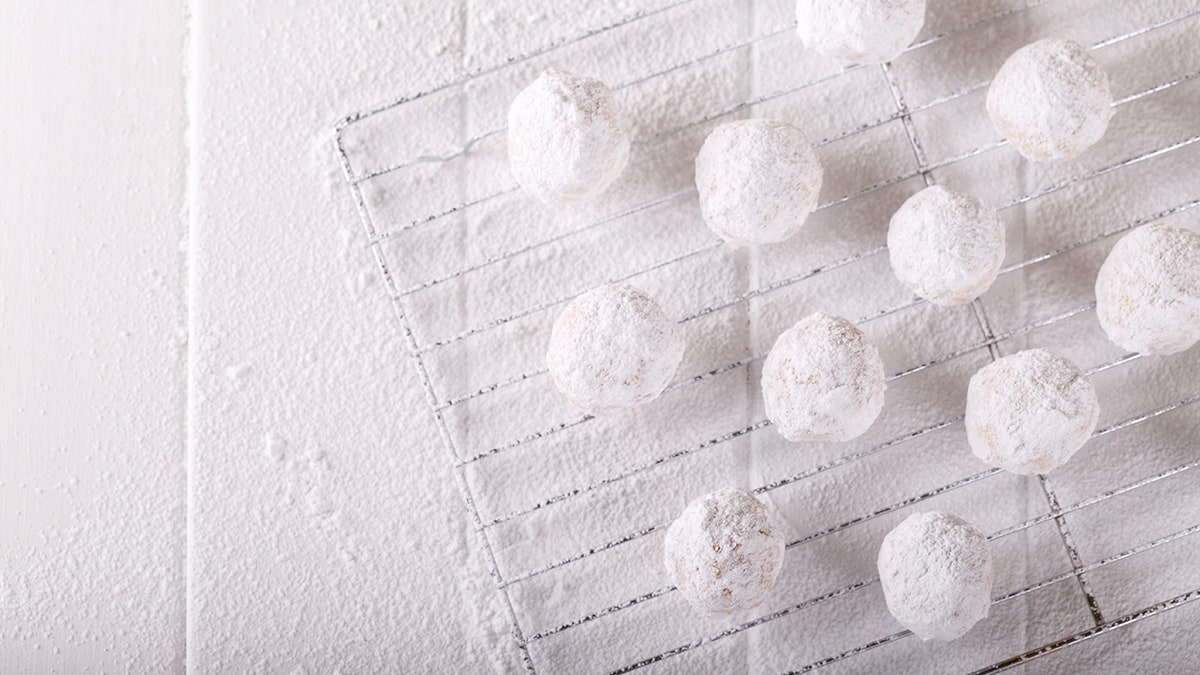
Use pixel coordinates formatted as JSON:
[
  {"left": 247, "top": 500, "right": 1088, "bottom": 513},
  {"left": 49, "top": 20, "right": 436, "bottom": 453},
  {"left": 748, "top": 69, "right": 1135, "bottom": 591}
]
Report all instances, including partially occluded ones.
[{"left": 335, "top": 0, "right": 1200, "bottom": 671}]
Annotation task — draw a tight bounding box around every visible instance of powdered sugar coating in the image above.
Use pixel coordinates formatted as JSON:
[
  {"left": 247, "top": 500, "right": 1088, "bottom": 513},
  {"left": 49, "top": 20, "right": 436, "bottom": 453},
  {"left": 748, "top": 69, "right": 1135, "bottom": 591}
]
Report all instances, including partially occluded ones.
[
  {"left": 694, "top": 119, "right": 823, "bottom": 246},
  {"left": 546, "top": 284, "right": 686, "bottom": 414},
  {"left": 966, "top": 349, "right": 1100, "bottom": 475},
  {"left": 1096, "top": 224, "right": 1200, "bottom": 355},
  {"left": 663, "top": 488, "right": 785, "bottom": 617},
  {"left": 507, "top": 68, "right": 631, "bottom": 204},
  {"left": 877, "top": 511, "right": 993, "bottom": 641},
  {"left": 795, "top": 0, "right": 926, "bottom": 64},
  {"left": 762, "top": 313, "right": 886, "bottom": 442},
  {"left": 986, "top": 38, "right": 1113, "bottom": 162},
  {"left": 888, "top": 185, "right": 1006, "bottom": 306}
]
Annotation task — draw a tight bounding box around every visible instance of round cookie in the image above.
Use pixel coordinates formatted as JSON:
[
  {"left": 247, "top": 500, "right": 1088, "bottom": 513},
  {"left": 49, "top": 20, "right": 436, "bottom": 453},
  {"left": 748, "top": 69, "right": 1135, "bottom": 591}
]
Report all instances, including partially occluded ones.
[
  {"left": 694, "top": 118, "right": 824, "bottom": 246},
  {"left": 888, "top": 185, "right": 1006, "bottom": 306},
  {"left": 762, "top": 313, "right": 886, "bottom": 442},
  {"left": 965, "top": 349, "right": 1100, "bottom": 475},
  {"left": 986, "top": 38, "right": 1113, "bottom": 162},
  {"left": 508, "top": 68, "right": 630, "bottom": 204},
  {"left": 796, "top": 0, "right": 927, "bottom": 64},
  {"left": 546, "top": 284, "right": 686, "bottom": 414},
  {"left": 664, "top": 488, "right": 785, "bottom": 617},
  {"left": 877, "top": 511, "right": 993, "bottom": 641},
  {"left": 1096, "top": 224, "right": 1200, "bottom": 355}
]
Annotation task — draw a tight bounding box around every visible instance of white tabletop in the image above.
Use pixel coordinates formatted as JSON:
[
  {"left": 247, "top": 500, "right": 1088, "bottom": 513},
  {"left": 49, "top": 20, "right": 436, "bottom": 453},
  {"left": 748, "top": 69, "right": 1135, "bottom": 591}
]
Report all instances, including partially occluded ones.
[{"left": 3, "top": 0, "right": 1198, "bottom": 672}]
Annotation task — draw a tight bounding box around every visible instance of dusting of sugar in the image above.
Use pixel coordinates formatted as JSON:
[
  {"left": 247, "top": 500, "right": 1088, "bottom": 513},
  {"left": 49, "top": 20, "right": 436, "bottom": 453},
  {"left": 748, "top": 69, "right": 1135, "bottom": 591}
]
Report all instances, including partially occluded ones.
[
  {"left": 264, "top": 431, "right": 288, "bottom": 462},
  {"left": 2, "top": 466, "right": 185, "bottom": 670},
  {"left": 761, "top": 313, "right": 886, "bottom": 442},
  {"left": 225, "top": 363, "right": 252, "bottom": 389},
  {"left": 546, "top": 283, "right": 686, "bottom": 414},
  {"left": 965, "top": 349, "right": 1100, "bottom": 475},
  {"left": 795, "top": 0, "right": 927, "bottom": 65},
  {"left": 694, "top": 118, "right": 824, "bottom": 246},
  {"left": 663, "top": 488, "right": 785, "bottom": 617},
  {"left": 507, "top": 68, "right": 631, "bottom": 204},
  {"left": 877, "top": 511, "right": 993, "bottom": 641},
  {"left": 887, "top": 185, "right": 1005, "bottom": 307},
  {"left": 1095, "top": 224, "right": 1200, "bottom": 356},
  {"left": 986, "top": 38, "right": 1113, "bottom": 162}
]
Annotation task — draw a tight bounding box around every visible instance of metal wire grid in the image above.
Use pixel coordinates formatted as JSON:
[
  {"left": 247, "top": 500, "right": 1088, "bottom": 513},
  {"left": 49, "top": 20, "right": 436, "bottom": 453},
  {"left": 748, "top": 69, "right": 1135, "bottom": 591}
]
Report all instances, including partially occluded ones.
[{"left": 334, "top": 1, "right": 1200, "bottom": 672}]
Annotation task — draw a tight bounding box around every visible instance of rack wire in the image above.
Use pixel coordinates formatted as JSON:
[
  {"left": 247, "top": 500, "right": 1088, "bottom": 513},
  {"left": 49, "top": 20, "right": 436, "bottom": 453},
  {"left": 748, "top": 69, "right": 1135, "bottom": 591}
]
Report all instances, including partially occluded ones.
[{"left": 335, "top": 0, "right": 1200, "bottom": 672}]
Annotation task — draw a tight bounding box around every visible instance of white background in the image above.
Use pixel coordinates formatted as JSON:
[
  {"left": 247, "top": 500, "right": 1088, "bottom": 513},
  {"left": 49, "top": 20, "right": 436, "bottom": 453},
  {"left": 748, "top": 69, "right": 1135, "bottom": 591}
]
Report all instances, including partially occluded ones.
[
  {"left": 2, "top": 0, "right": 1198, "bottom": 672},
  {"left": 3, "top": 0, "right": 517, "bottom": 671}
]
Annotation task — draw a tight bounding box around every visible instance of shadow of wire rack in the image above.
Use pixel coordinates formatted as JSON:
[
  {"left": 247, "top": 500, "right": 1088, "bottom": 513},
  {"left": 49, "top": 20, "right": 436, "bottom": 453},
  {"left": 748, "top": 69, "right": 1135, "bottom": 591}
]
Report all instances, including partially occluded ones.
[{"left": 334, "top": 0, "right": 1200, "bottom": 672}]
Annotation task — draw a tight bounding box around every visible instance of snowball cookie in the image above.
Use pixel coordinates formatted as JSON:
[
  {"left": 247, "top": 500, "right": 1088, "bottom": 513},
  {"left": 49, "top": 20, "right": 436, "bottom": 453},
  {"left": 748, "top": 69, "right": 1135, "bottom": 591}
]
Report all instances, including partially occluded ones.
[
  {"left": 663, "top": 488, "right": 785, "bottom": 617},
  {"left": 546, "top": 284, "right": 686, "bottom": 414},
  {"left": 796, "top": 0, "right": 926, "bottom": 64},
  {"left": 507, "top": 68, "right": 631, "bottom": 204},
  {"left": 694, "top": 119, "right": 823, "bottom": 246},
  {"left": 888, "top": 185, "right": 1006, "bottom": 306},
  {"left": 762, "top": 313, "right": 886, "bottom": 442},
  {"left": 966, "top": 349, "right": 1100, "bottom": 475},
  {"left": 877, "top": 511, "right": 993, "bottom": 641},
  {"left": 987, "top": 38, "right": 1113, "bottom": 162},
  {"left": 1096, "top": 224, "right": 1200, "bottom": 355}
]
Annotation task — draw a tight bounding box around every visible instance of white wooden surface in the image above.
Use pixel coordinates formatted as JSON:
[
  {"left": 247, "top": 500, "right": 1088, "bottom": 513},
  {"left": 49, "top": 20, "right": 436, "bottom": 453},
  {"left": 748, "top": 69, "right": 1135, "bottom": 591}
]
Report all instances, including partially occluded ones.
[
  {"left": 185, "top": 0, "right": 523, "bottom": 670},
  {"left": 3, "top": 0, "right": 1198, "bottom": 672},
  {"left": 1, "top": 2, "right": 188, "bottom": 671}
]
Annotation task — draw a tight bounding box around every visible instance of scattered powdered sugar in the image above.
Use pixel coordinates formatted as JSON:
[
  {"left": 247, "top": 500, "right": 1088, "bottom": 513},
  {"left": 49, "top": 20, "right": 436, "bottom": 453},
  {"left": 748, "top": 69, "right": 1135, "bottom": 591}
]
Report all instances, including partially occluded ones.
[
  {"left": 546, "top": 283, "right": 686, "bottom": 414},
  {"left": 1096, "top": 224, "right": 1200, "bottom": 356},
  {"left": 694, "top": 118, "right": 823, "bottom": 246},
  {"left": 507, "top": 68, "right": 631, "bottom": 204},
  {"left": 663, "top": 487, "right": 786, "bottom": 617},
  {"left": 877, "top": 511, "right": 993, "bottom": 641},
  {"left": 761, "top": 313, "right": 886, "bottom": 442},
  {"left": 795, "top": 0, "right": 927, "bottom": 64},
  {"left": 986, "top": 38, "right": 1114, "bottom": 162},
  {"left": 888, "top": 185, "right": 1006, "bottom": 307},
  {"left": 965, "top": 349, "right": 1100, "bottom": 475}
]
